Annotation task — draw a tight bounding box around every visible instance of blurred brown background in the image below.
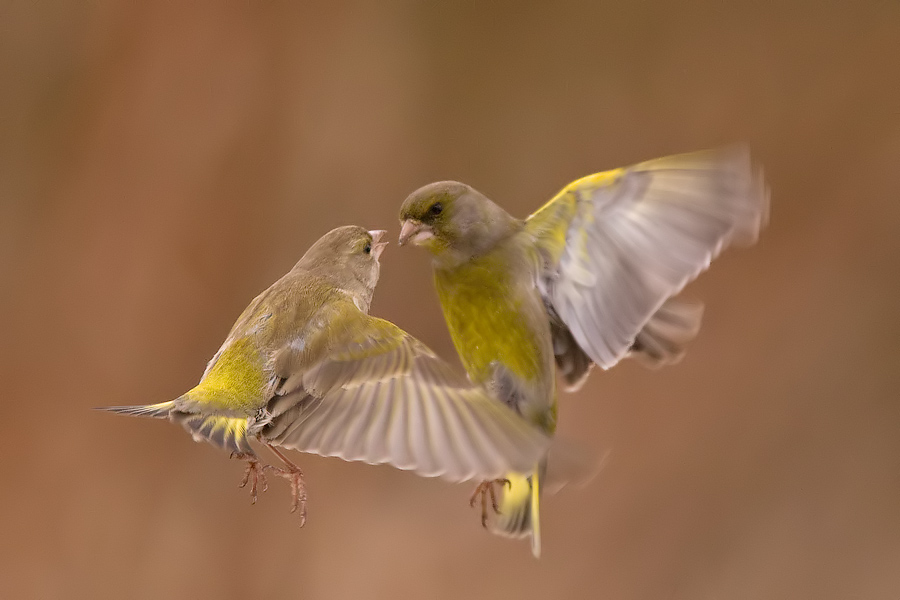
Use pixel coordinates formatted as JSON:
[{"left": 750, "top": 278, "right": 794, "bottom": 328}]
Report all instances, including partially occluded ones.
[{"left": 2, "top": 1, "right": 899, "bottom": 599}]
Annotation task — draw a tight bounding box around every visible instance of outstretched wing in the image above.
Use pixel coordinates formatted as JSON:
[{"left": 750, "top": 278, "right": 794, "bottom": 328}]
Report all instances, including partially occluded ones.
[
  {"left": 526, "top": 145, "right": 768, "bottom": 370},
  {"left": 260, "top": 312, "right": 549, "bottom": 482}
]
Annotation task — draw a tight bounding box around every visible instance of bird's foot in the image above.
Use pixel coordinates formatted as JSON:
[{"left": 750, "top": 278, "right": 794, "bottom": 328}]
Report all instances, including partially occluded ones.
[
  {"left": 233, "top": 452, "right": 267, "bottom": 504},
  {"left": 469, "top": 478, "right": 511, "bottom": 528},
  {"left": 263, "top": 463, "right": 308, "bottom": 527}
]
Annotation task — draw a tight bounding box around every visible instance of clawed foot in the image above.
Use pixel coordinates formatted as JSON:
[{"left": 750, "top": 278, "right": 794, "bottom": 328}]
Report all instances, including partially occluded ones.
[
  {"left": 263, "top": 464, "right": 308, "bottom": 527},
  {"left": 233, "top": 446, "right": 309, "bottom": 526},
  {"left": 234, "top": 453, "right": 268, "bottom": 504},
  {"left": 469, "top": 478, "right": 511, "bottom": 528}
]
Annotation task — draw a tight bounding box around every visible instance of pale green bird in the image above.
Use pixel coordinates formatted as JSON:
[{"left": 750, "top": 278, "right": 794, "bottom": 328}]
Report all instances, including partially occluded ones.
[
  {"left": 101, "top": 226, "right": 549, "bottom": 525},
  {"left": 398, "top": 146, "right": 769, "bottom": 556}
]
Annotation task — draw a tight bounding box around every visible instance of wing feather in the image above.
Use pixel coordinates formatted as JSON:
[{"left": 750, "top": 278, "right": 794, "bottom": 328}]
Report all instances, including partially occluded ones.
[
  {"left": 338, "top": 385, "right": 378, "bottom": 461},
  {"left": 261, "top": 313, "right": 548, "bottom": 482},
  {"left": 429, "top": 384, "right": 480, "bottom": 480},
  {"left": 528, "top": 145, "right": 768, "bottom": 369}
]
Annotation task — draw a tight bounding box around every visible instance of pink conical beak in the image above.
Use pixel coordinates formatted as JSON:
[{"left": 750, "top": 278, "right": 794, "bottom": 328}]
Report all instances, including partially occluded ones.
[
  {"left": 368, "top": 229, "right": 388, "bottom": 259},
  {"left": 398, "top": 220, "right": 434, "bottom": 246},
  {"left": 398, "top": 220, "right": 417, "bottom": 246}
]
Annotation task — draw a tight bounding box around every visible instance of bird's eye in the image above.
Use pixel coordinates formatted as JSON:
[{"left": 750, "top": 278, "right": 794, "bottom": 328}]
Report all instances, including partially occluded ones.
[
  {"left": 363, "top": 243, "right": 372, "bottom": 254},
  {"left": 429, "top": 202, "right": 443, "bottom": 216}
]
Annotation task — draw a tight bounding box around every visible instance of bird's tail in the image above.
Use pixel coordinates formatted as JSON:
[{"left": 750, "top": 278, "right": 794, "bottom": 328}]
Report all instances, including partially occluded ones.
[
  {"left": 98, "top": 400, "right": 177, "bottom": 419},
  {"left": 491, "top": 439, "right": 606, "bottom": 557},
  {"left": 97, "top": 398, "right": 254, "bottom": 455},
  {"left": 630, "top": 298, "right": 704, "bottom": 367},
  {"left": 492, "top": 463, "right": 544, "bottom": 558}
]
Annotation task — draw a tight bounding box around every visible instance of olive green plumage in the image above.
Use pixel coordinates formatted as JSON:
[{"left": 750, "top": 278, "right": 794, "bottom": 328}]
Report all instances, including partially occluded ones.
[
  {"left": 101, "top": 226, "right": 550, "bottom": 515},
  {"left": 399, "top": 146, "right": 769, "bottom": 556}
]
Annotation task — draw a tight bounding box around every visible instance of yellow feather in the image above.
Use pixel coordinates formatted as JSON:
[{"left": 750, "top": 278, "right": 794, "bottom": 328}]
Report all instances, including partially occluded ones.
[
  {"left": 190, "top": 337, "right": 270, "bottom": 411},
  {"left": 530, "top": 468, "right": 542, "bottom": 558}
]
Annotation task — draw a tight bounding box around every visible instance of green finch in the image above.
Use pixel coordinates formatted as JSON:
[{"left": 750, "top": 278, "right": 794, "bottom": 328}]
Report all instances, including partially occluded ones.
[
  {"left": 398, "top": 146, "right": 769, "bottom": 556},
  {"left": 101, "top": 226, "right": 549, "bottom": 526}
]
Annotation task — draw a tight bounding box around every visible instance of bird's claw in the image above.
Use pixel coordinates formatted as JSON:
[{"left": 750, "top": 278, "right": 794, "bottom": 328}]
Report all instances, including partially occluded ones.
[
  {"left": 237, "top": 458, "right": 268, "bottom": 504},
  {"left": 264, "top": 464, "right": 308, "bottom": 527},
  {"left": 469, "top": 478, "right": 510, "bottom": 528}
]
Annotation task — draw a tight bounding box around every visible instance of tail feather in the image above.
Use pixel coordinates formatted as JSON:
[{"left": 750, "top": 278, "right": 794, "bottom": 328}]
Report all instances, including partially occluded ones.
[
  {"left": 97, "top": 401, "right": 176, "bottom": 419},
  {"left": 173, "top": 413, "right": 254, "bottom": 455},
  {"left": 97, "top": 399, "right": 253, "bottom": 456},
  {"left": 493, "top": 467, "right": 543, "bottom": 558},
  {"left": 530, "top": 469, "right": 541, "bottom": 558}
]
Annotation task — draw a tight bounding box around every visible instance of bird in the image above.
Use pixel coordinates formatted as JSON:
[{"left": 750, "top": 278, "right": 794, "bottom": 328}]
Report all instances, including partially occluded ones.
[
  {"left": 100, "top": 225, "right": 550, "bottom": 527},
  {"left": 397, "top": 146, "right": 769, "bottom": 556}
]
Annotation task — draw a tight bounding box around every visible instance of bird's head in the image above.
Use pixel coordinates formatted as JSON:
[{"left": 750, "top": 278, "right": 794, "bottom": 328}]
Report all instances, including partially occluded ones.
[
  {"left": 398, "top": 181, "right": 519, "bottom": 264},
  {"left": 298, "top": 225, "right": 388, "bottom": 311}
]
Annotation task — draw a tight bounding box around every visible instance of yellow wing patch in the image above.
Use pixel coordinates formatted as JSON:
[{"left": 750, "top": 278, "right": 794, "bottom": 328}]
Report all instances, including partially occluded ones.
[{"left": 525, "top": 167, "right": 625, "bottom": 264}]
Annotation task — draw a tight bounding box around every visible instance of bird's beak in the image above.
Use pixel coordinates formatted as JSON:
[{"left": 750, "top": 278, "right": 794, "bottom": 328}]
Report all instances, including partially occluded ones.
[
  {"left": 398, "top": 219, "right": 434, "bottom": 246},
  {"left": 368, "top": 229, "right": 389, "bottom": 260}
]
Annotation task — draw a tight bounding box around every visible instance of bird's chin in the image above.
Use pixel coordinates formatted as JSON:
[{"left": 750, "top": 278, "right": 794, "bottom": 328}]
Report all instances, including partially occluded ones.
[{"left": 410, "top": 230, "right": 435, "bottom": 245}]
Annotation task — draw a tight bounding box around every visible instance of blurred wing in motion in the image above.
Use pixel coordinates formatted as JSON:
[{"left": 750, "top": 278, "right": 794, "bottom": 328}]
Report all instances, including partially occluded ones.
[
  {"left": 260, "top": 313, "right": 549, "bottom": 482},
  {"left": 527, "top": 145, "right": 768, "bottom": 371}
]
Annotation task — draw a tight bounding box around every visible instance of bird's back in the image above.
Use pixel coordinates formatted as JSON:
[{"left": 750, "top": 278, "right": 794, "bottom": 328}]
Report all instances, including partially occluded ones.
[{"left": 188, "top": 270, "right": 338, "bottom": 414}]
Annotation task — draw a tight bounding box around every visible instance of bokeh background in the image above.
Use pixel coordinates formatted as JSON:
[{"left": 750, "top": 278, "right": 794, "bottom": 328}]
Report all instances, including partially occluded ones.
[{"left": 2, "top": 2, "right": 899, "bottom": 598}]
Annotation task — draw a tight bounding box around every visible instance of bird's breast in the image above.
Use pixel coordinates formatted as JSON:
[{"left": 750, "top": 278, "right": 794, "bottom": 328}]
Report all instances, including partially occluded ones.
[{"left": 434, "top": 252, "right": 555, "bottom": 412}]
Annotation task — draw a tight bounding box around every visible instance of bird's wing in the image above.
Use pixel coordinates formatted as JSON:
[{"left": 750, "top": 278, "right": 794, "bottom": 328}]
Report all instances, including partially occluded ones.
[
  {"left": 261, "top": 311, "right": 549, "bottom": 482},
  {"left": 525, "top": 145, "right": 768, "bottom": 370}
]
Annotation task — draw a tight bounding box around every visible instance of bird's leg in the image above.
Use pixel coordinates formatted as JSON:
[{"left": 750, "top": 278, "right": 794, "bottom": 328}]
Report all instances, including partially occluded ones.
[
  {"left": 469, "top": 479, "right": 512, "bottom": 528},
  {"left": 232, "top": 452, "right": 268, "bottom": 504},
  {"left": 263, "top": 443, "right": 309, "bottom": 527}
]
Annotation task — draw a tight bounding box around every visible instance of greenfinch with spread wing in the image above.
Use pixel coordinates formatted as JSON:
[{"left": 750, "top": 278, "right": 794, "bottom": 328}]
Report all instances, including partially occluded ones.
[
  {"left": 398, "top": 146, "right": 769, "bottom": 556},
  {"left": 101, "top": 226, "right": 549, "bottom": 525}
]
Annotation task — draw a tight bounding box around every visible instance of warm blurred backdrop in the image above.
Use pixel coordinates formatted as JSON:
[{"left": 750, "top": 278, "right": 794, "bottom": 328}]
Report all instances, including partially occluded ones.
[{"left": 2, "top": 2, "right": 899, "bottom": 599}]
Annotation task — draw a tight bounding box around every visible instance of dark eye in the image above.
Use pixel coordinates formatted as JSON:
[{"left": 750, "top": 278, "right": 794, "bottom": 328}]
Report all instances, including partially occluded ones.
[
  {"left": 429, "top": 202, "right": 443, "bottom": 216},
  {"left": 363, "top": 243, "right": 371, "bottom": 254}
]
